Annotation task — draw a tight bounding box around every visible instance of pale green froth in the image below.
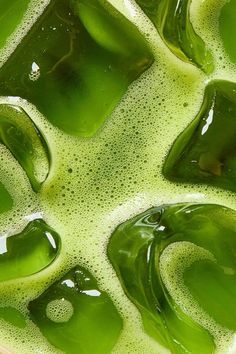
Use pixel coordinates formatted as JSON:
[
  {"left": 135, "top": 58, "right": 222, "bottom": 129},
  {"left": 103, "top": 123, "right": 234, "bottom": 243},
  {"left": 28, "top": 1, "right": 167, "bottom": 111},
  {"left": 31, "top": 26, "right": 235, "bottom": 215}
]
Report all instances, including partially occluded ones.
[
  {"left": 46, "top": 299, "right": 74, "bottom": 323},
  {"left": 159, "top": 242, "right": 234, "bottom": 354},
  {"left": 0, "top": 0, "right": 235, "bottom": 353}
]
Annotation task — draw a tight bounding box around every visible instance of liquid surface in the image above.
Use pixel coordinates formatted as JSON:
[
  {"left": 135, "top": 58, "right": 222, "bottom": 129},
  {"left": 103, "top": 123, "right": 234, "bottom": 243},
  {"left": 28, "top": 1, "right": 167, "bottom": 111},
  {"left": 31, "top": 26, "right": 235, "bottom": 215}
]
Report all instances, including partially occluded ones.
[{"left": 0, "top": 0, "right": 236, "bottom": 353}]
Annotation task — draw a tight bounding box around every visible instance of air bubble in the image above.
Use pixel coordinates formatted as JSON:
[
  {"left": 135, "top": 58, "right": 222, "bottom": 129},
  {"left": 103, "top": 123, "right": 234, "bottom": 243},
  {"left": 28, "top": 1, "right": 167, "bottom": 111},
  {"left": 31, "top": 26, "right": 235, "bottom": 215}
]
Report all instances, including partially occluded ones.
[{"left": 46, "top": 299, "right": 74, "bottom": 323}]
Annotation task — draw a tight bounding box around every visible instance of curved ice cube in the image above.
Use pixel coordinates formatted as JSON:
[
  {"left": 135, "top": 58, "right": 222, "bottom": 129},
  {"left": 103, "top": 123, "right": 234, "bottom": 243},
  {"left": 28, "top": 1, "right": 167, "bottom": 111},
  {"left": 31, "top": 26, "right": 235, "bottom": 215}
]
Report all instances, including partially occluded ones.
[
  {"left": 0, "top": 104, "right": 49, "bottom": 192},
  {"left": 108, "top": 203, "right": 236, "bottom": 353},
  {"left": 219, "top": 0, "right": 236, "bottom": 64},
  {"left": 163, "top": 80, "right": 236, "bottom": 193},
  {"left": 135, "top": 0, "right": 213, "bottom": 73}
]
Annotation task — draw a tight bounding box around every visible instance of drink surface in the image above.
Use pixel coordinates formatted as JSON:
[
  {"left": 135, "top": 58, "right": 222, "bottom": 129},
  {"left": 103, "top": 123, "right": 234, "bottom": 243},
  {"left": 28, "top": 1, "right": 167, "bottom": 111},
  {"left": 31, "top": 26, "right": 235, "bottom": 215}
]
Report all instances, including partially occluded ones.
[{"left": 0, "top": 0, "right": 236, "bottom": 353}]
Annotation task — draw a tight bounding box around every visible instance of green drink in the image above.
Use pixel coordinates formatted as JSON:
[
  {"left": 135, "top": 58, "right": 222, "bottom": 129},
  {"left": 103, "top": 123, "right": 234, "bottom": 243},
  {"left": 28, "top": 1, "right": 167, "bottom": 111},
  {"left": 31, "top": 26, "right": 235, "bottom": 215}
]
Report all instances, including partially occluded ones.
[{"left": 0, "top": 0, "right": 236, "bottom": 353}]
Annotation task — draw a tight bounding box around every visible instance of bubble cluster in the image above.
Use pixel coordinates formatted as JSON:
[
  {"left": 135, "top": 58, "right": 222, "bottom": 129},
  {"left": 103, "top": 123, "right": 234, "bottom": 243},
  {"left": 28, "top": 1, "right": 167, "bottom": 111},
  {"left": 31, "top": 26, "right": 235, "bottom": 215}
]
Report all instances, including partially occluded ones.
[
  {"left": 28, "top": 62, "right": 41, "bottom": 81},
  {"left": 46, "top": 299, "right": 74, "bottom": 323}
]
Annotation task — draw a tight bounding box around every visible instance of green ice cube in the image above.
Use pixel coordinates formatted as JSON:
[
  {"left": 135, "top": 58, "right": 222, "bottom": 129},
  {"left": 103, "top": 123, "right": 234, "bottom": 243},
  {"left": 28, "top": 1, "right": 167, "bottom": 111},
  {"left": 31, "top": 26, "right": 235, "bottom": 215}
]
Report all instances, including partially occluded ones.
[
  {"left": 0, "top": 307, "right": 26, "bottom": 329},
  {"left": 108, "top": 203, "right": 236, "bottom": 353},
  {"left": 163, "top": 80, "right": 236, "bottom": 193},
  {"left": 135, "top": 0, "right": 213, "bottom": 73},
  {"left": 0, "top": 0, "right": 31, "bottom": 49},
  {"left": 29, "top": 265, "right": 123, "bottom": 354},
  {"left": 219, "top": 0, "right": 236, "bottom": 64},
  {"left": 0, "top": 183, "right": 13, "bottom": 214},
  {"left": 0, "top": 219, "right": 60, "bottom": 282},
  {"left": 0, "top": 104, "right": 49, "bottom": 192},
  {"left": 0, "top": 0, "right": 153, "bottom": 137}
]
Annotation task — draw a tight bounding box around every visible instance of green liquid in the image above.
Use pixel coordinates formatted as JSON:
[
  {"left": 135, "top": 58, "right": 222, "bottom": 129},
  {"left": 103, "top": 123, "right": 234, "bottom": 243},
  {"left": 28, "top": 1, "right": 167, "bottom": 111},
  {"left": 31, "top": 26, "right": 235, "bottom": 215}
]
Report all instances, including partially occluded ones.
[
  {"left": 0, "top": 183, "right": 13, "bottom": 214},
  {"left": 0, "top": 0, "right": 235, "bottom": 353}
]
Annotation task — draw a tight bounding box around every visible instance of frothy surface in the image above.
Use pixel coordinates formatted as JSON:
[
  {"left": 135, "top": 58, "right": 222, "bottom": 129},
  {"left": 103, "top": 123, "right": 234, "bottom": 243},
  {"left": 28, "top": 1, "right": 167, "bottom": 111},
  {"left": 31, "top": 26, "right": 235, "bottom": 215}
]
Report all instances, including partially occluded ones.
[
  {"left": 0, "top": 0, "right": 235, "bottom": 353},
  {"left": 46, "top": 299, "right": 74, "bottom": 323},
  {"left": 160, "top": 241, "right": 234, "bottom": 354}
]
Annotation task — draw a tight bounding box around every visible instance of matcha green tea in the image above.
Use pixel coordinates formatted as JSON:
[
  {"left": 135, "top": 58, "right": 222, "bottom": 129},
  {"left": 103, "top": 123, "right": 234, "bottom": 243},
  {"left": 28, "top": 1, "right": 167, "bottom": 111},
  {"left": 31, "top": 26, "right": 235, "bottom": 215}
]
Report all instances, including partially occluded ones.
[{"left": 0, "top": 0, "right": 236, "bottom": 353}]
